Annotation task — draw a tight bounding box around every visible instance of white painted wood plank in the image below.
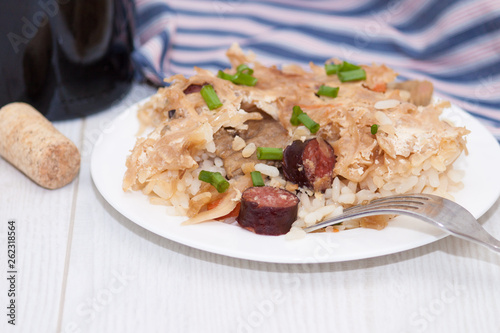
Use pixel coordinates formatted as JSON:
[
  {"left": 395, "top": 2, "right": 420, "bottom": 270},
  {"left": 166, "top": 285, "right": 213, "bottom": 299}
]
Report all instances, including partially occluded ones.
[
  {"left": 59, "top": 229, "right": 500, "bottom": 333},
  {"left": 0, "top": 118, "right": 83, "bottom": 333}
]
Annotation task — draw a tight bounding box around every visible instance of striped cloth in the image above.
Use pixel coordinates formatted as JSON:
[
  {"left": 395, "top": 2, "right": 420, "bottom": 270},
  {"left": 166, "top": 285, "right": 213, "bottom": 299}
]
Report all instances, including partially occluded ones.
[{"left": 131, "top": 0, "right": 500, "bottom": 140}]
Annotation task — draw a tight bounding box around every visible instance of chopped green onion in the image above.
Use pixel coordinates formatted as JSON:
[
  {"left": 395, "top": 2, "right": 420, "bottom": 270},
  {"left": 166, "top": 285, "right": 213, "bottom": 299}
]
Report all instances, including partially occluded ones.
[
  {"left": 198, "top": 170, "right": 229, "bottom": 193},
  {"left": 297, "top": 113, "right": 320, "bottom": 134},
  {"left": 325, "top": 61, "right": 366, "bottom": 82},
  {"left": 325, "top": 62, "right": 360, "bottom": 75},
  {"left": 200, "top": 85, "right": 223, "bottom": 110},
  {"left": 340, "top": 61, "right": 361, "bottom": 71},
  {"left": 232, "top": 72, "right": 258, "bottom": 86},
  {"left": 290, "top": 105, "right": 321, "bottom": 134},
  {"left": 250, "top": 171, "right": 265, "bottom": 187},
  {"left": 317, "top": 85, "right": 339, "bottom": 98},
  {"left": 256, "top": 147, "right": 283, "bottom": 160},
  {"left": 371, "top": 124, "right": 379, "bottom": 135},
  {"left": 211, "top": 172, "right": 230, "bottom": 193},
  {"left": 338, "top": 69, "right": 366, "bottom": 82},
  {"left": 236, "top": 64, "right": 254, "bottom": 75},
  {"left": 198, "top": 170, "right": 214, "bottom": 183},
  {"left": 290, "top": 105, "right": 304, "bottom": 126},
  {"left": 217, "top": 70, "right": 235, "bottom": 81},
  {"left": 325, "top": 63, "right": 340, "bottom": 75},
  {"left": 217, "top": 68, "right": 257, "bottom": 87}
]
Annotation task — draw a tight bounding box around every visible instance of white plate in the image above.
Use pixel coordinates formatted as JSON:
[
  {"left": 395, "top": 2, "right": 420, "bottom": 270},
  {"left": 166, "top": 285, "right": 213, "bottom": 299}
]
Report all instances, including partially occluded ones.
[{"left": 91, "top": 100, "right": 500, "bottom": 263}]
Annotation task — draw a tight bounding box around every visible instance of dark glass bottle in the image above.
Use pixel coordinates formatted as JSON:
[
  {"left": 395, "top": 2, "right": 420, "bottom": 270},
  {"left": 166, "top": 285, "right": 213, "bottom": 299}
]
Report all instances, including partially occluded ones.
[{"left": 0, "top": 0, "right": 135, "bottom": 120}]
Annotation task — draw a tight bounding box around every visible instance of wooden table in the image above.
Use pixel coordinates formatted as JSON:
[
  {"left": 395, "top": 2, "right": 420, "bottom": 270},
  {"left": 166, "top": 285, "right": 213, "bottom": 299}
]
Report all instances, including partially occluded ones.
[{"left": 1, "top": 84, "right": 499, "bottom": 333}]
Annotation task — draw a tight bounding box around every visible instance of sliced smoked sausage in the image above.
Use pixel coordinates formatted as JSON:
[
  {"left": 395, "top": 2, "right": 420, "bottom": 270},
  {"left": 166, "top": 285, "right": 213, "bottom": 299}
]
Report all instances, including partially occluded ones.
[
  {"left": 237, "top": 186, "right": 299, "bottom": 235},
  {"left": 282, "top": 138, "right": 335, "bottom": 192}
]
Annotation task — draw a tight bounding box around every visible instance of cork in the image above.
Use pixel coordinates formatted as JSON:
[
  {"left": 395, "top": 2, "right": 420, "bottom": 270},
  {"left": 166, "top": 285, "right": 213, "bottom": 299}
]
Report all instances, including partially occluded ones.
[{"left": 0, "top": 103, "right": 81, "bottom": 189}]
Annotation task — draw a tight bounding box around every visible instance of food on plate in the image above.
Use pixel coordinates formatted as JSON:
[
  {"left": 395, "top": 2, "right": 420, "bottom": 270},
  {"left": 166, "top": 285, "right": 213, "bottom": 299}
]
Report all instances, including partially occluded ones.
[
  {"left": 122, "top": 44, "right": 469, "bottom": 237},
  {"left": 0, "top": 102, "right": 81, "bottom": 189},
  {"left": 237, "top": 186, "right": 299, "bottom": 235}
]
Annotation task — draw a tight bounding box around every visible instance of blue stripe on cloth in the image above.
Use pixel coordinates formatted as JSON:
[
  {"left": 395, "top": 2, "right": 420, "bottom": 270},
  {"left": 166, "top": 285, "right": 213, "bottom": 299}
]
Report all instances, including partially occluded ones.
[
  {"left": 443, "top": 95, "right": 500, "bottom": 111},
  {"left": 163, "top": 10, "right": 500, "bottom": 62},
  {"left": 176, "top": 27, "right": 250, "bottom": 39},
  {"left": 463, "top": 111, "right": 500, "bottom": 126},
  {"left": 395, "top": 16, "right": 500, "bottom": 60},
  {"left": 132, "top": 49, "right": 167, "bottom": 82},
  {"left": 158, "top": 30, "right": 171, "bottom": 73},
  {"left": 135, "top": 2, "right": 171, "bottom": 25},
  {"left": 169, "top": 58, "right": 233, "bottom": 72},
  {"left": 170, "top": 0, "right": 392, "bottom": 17},
  {"left": 171, "top": 30, "right": 500, "bottom": 83},
  {"left": 427, "top": 60, "right": 500, "bottom": 82},
  {"left": 394, "top": 0, "right": 461, "bottom": 31}
]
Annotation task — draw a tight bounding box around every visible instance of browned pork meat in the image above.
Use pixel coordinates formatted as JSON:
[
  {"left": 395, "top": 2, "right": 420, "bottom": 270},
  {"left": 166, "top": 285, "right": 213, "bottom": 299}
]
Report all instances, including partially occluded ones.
[{"left": 213, "top": 115, "right": 289, "bottom": 178}]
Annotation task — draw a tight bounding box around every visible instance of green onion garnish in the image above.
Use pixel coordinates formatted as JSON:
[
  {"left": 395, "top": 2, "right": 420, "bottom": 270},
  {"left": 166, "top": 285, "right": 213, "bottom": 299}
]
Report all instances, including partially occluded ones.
[
  {"left": 200, "top": 85, "right": 223, "bottom": 110},
  {"left": 198, "top": 170, "right": 213, "bottom": 183},
  {"left": 325, "top": 63, "right": 340, "bottom": 75},
  {"left": 338, "top": 68, "right": 366, "bottom": 82},
  {"left": 236, "top": 64, "right": 254, "bottom": 75},
  {"left": 340, "top": 61, "right": 361, "bottom": 71},
  {"left": 290, "top": 105, "right": 304, "bottom": 126},
  {"left": 325, "top": 61, "right": 366, "bottom": 82},
  {"left": 198, "top": 170, "right": 229, "bottom": 193},
  {"left": 371, "top": 124, "right": 379, "bottom": 135},
  {"left": 217, "top": 64, "right": 257, "bottom": 86},
  {"left": 231, "top": 72, "right": 258, "bottom": 86},
  {"left": 217, "top": 70, "right": 234, "bottom": 81},
  {"left": 297, "top": 113, "right": 320, "bottom": 134},
  {"left": 317, "top": 85, "right": 339, "bottom": 98},
  {"left": 250, "top": 171, "right": 265, "bottom": 187},
  {"left": 211, "top": 172, "right": 230, "bottom": 193},
  {"left": 256, "top": 147, "right": 283, "bottom": 160},
  {"left": 290, "top": 105, "right": 321, "bottom": 134}
]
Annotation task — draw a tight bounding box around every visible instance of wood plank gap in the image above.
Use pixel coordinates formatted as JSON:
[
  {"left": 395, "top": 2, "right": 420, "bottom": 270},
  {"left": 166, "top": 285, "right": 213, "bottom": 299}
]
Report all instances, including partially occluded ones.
[{"left": 56, "top": 118, "right": 86, "bottom": 333}]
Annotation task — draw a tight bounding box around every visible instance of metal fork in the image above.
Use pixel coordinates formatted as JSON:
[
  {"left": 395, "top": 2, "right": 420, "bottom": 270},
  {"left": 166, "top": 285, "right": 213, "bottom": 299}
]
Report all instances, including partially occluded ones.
[{"left": 304, "top": 194, "right": 500, "bottom": 254}]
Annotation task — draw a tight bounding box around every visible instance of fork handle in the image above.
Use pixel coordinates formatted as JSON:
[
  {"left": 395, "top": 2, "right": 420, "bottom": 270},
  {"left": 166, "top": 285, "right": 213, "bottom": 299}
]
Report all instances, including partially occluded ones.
[
  {"left": 463, "top": 233, "right": 500, "bottom": 254},
  {"left": 436, "top": 220, "right": 500, "bottom": 254},
  {"left": 305, "top": 208, "right": 500, "bottom": 255}
]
